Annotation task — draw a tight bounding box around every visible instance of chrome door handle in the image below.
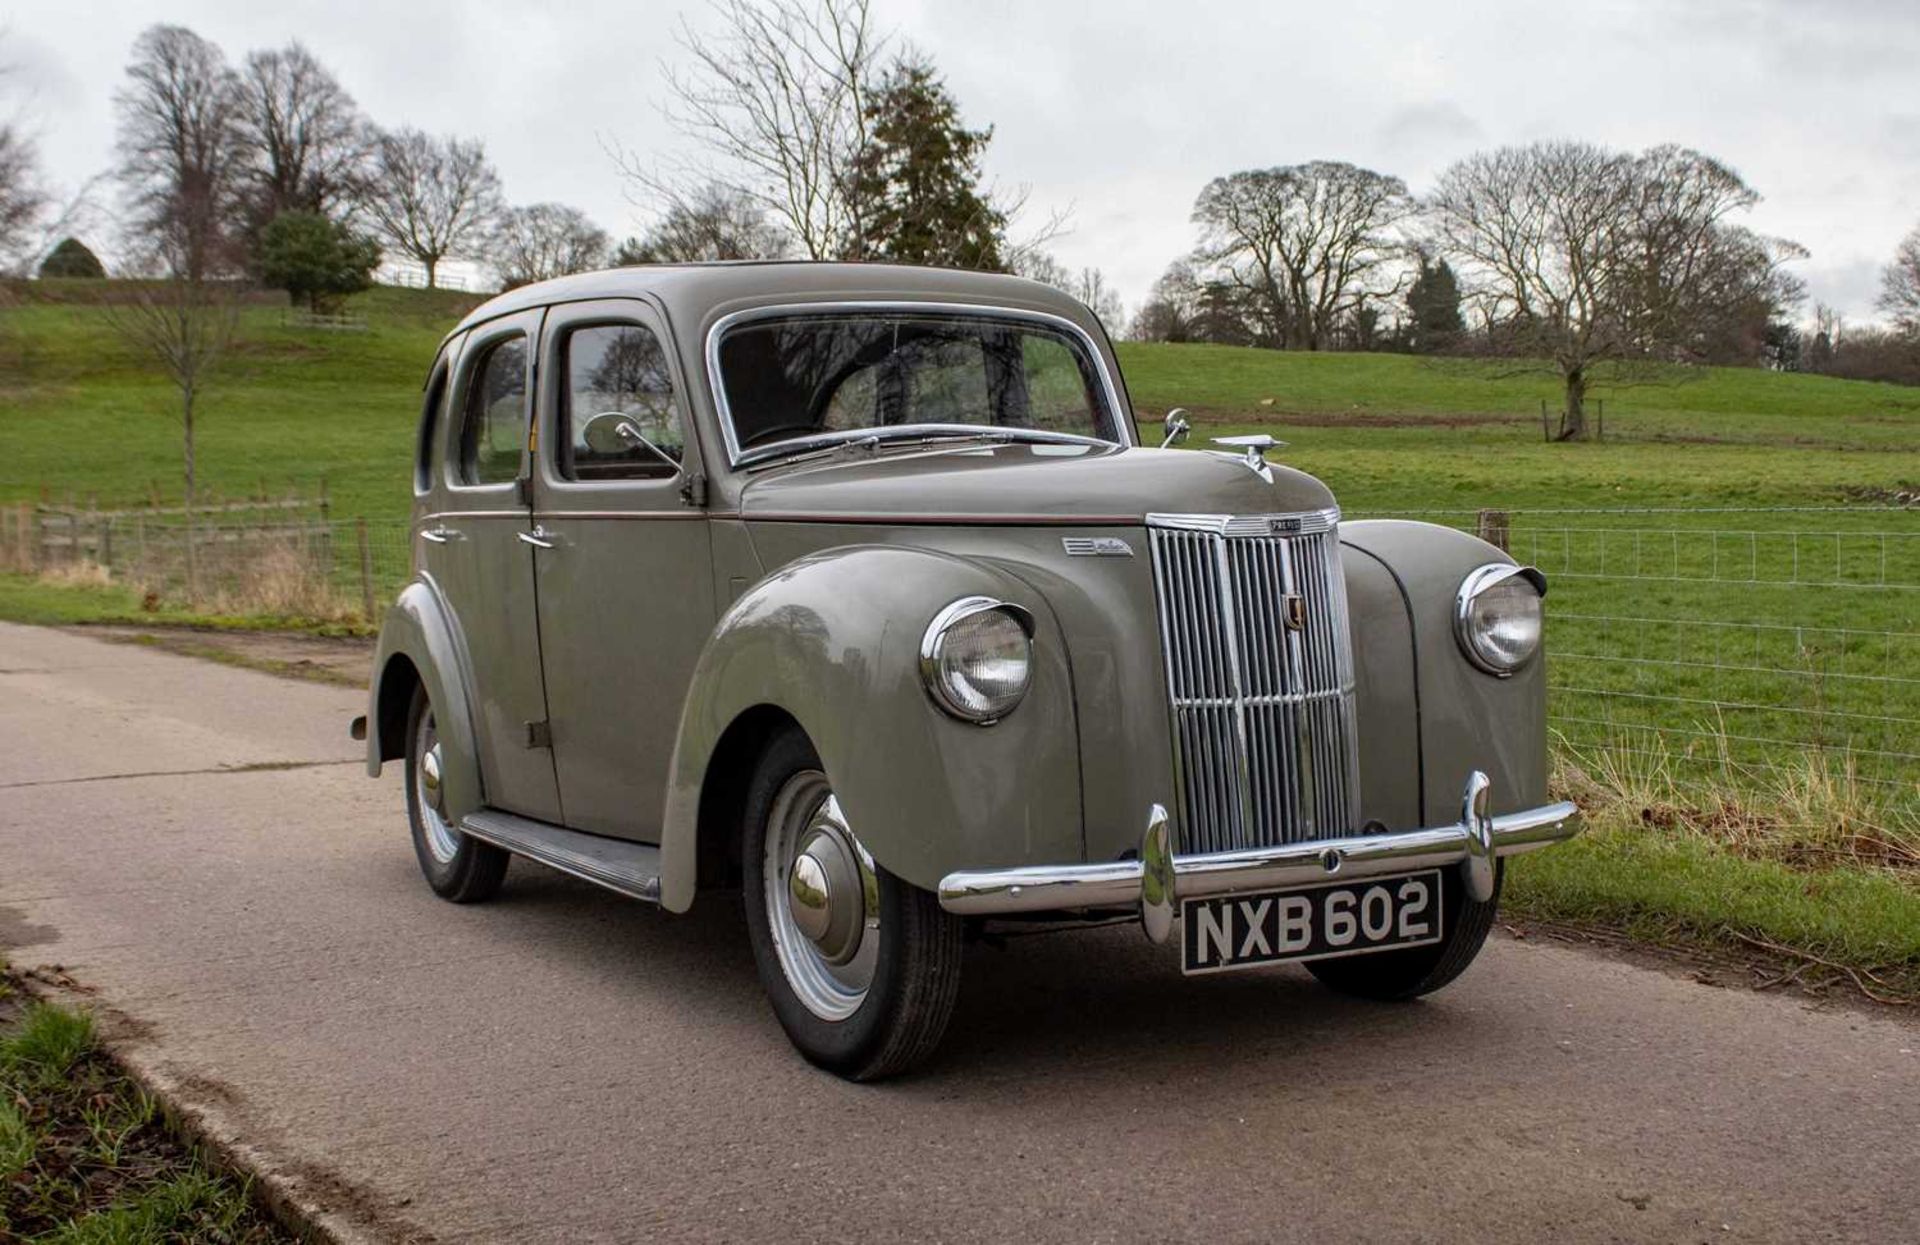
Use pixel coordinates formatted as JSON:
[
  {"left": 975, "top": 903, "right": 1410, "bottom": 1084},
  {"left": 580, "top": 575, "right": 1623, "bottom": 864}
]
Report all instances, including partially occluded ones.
[
  {"left": 517, "top": 527, "right": 556, "bottom": 549},
  {"left": 421, "top": 527, "right": 457, "bottom": 544}
]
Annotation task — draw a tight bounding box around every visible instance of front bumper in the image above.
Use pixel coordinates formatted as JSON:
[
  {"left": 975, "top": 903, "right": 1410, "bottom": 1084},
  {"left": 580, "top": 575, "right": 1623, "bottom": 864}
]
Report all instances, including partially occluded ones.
[{"left": 937, "top": 771, "right": 1579, "bottom": 944}]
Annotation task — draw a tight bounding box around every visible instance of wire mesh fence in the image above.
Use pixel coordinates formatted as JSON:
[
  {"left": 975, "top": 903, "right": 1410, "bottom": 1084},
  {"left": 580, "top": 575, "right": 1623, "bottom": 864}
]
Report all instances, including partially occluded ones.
[
  {"left": 7, "top": 498, "right": 1916, "bottom": 814},
  {"left": 1354, "top": 506, "right": 1920, "bottom": 815},
  {"left": 2, "top": 501, "right": 415, "bottom": 623}
]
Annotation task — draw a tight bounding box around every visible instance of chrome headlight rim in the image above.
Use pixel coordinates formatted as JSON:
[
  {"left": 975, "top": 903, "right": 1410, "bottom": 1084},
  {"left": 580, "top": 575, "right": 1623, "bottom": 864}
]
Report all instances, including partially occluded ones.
[
  {"left": 919, "top": 596, "right": 1036, "bottom": 725},
  {"left": 1454, "top": 563, "right": 1547, "bottom": 677}
]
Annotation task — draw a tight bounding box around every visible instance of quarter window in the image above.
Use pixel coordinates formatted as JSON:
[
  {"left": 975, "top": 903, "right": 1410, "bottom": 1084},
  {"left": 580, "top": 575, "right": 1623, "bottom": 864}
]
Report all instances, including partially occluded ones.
[
  {"left": 560, "top": 323, "right": 683, "bottom": 480},
  {"left": 415, "top": 356, "right": 450, "bottom": 494},
  {"left": 458, "top": 335, "right": 529, "bottom": 486}
]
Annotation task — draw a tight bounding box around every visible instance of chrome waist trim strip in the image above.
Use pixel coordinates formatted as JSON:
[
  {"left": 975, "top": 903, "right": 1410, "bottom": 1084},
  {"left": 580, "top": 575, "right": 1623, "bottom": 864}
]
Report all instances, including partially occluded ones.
[{"left": 936, "top": 771, "right": 1579, "bottom": 942}]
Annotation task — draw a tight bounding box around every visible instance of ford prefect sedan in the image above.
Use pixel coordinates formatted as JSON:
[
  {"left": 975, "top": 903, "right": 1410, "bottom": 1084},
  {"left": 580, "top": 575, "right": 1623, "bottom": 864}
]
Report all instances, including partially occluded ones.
[{"left": 356, "top": 262, "right": 1579, "bottom": 1080}]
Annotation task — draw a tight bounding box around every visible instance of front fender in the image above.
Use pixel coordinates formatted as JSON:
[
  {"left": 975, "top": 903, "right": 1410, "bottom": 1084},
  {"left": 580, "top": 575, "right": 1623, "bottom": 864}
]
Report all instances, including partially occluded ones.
[
  {"left": 365, "top": 578, "right": 485, "bottom": 823},
  {"left": 659, "top": 545, "right": 1082, "bottom": 912},
  {"left": 1337, "top": 521, "right": 1549, "bottom": 822}
]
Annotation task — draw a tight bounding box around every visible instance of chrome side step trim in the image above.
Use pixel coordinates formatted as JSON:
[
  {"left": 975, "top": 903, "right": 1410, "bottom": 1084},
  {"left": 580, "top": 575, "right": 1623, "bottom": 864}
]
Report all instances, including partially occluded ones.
[{"left": 461, "top": 809, "right": 663, "bottom": 904}]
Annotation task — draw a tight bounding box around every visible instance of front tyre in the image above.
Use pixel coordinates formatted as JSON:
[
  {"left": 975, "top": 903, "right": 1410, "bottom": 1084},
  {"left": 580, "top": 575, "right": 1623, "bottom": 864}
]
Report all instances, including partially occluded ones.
[
  {"left": 1306, "top": 864, "right": 1501, "bottom": 1000},
  {"left": 743, "top": 725, "right": 963, "bottom": 1081},
  {"left": 404, "top": 685, "right": 509, "bottom": 903}
]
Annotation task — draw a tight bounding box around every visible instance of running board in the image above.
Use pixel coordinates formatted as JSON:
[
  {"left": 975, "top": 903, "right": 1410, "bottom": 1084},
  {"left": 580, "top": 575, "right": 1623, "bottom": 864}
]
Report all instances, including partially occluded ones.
[{"left": 460, "top": 809, "right": 663, "bottom": 904}]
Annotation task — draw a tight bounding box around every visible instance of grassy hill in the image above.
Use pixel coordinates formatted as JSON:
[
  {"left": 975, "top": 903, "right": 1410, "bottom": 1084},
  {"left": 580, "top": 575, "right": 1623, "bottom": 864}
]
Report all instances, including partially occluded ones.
[{"left": 2, "top": 282, "right": 1916, "bottom": 524}]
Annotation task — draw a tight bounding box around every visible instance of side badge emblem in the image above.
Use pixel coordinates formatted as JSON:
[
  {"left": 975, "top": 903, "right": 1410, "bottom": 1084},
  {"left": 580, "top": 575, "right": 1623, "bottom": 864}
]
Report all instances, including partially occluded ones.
[
  {"left": 1282, "top": 594, "right": 1307, "bottom": 632},
  {"left": 1062, "top": 536, "right": 1134, "bottom": 558}
]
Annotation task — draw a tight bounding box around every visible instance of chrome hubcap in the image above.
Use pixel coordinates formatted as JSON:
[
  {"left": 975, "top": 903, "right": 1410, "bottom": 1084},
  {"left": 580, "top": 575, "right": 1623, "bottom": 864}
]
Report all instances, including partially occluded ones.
[
  {"left": 764, "top": 772, "right": 878, "bottom": 1021},
  {"left": 415, "top": 713, "right": 462, "bottom": 864}
]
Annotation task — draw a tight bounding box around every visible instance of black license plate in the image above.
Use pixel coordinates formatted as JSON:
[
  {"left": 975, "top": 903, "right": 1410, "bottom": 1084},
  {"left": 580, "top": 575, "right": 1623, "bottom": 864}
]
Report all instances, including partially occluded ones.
[{"left": 1180, "top": 871, "right": 1444, "bottom": 975}]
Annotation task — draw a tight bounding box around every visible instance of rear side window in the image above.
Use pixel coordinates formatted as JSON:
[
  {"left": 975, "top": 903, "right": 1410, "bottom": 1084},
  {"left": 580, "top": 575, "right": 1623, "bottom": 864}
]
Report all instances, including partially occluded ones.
[{"left": 459, "top": 335, "right": 528, "bottom": 486}]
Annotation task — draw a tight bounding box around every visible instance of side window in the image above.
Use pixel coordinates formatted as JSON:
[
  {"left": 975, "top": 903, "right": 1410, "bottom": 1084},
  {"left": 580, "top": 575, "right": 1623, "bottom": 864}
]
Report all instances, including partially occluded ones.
[
  {"left": 561, "top": 323, "right": 683, "bottom": 480},
  {"left": 415, "top": 357, "right": 450, "bottom": 494},
  {"left": 458, "top": 335, "right": 529, "bottom": 486}
]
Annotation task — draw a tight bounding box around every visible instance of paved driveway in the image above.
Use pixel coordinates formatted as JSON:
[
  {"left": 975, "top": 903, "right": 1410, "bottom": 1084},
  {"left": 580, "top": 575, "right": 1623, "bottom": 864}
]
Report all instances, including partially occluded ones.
[{"left": 0, "top": 622, "right": 1914, "bottom": 1242}]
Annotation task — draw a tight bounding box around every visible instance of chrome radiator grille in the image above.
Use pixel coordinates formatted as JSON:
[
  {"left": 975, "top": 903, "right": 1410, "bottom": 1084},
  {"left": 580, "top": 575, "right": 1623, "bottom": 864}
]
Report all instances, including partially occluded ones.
[{"left": 1147, "top": 509, "right": 1361, "bottom": 854}]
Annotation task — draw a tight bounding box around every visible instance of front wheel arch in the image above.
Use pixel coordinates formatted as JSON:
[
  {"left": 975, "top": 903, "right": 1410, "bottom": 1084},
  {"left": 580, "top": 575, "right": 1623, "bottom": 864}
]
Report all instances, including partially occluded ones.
[{"left": 693, "top": 704, "right": 802, "bottom": 895}]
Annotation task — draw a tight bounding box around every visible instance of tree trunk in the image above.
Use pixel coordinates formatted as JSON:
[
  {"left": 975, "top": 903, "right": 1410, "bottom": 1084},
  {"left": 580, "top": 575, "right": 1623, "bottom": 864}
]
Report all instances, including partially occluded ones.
[
  {"left": 1558, "top": 368, "right": 1588, "bottom": 441},
  {"left": 183, "top": 386, "right": 198, "bottom": 605},
  {"left": 424, "top": 256, "right": 439, "bottom": 290}
]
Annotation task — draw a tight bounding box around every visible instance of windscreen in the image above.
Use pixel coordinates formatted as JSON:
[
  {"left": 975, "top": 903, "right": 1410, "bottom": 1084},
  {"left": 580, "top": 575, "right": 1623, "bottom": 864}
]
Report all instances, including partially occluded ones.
[{"left": 716, "top": 312, "right": 1120, "bottom": 459}]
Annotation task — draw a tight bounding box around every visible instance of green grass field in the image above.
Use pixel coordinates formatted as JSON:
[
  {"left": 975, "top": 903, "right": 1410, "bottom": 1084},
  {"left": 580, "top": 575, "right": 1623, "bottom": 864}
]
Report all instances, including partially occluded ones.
[
  {"left": 3, "top": 281, "right": 1916, "bottom": 1000},
  {"left": 5, "top": 282, "right": 1918, "bottom": 522}
]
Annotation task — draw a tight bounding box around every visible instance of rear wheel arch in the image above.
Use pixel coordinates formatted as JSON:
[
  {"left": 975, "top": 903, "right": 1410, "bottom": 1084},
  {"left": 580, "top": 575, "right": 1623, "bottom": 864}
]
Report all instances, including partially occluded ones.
[{"left": 374, "top": 653, "right": 422, "bottom": 764}]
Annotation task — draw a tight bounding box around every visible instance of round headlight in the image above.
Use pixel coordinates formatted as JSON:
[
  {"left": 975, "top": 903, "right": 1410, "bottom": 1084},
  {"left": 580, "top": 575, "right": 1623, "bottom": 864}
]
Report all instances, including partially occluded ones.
[
  {"left": 1455, "top": 564, "right": 1545, "bottom": 675},
  {"left": 920, "top": 597, "right": 1034, "bottom": 723}
]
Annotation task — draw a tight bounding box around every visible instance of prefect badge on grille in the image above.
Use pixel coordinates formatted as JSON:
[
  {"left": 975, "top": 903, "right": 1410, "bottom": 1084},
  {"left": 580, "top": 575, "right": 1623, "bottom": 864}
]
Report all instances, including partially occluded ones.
[{"left": 1282, "top": 593, "right": 1307, "bottom": 632}]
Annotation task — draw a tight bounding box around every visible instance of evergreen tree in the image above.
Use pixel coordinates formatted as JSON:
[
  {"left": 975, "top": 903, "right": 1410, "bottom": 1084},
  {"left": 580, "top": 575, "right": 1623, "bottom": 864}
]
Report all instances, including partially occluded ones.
[
  {"left": 256, "top": 211, "right": 380, "bottom": 310},
  {"left": 38, "top": 237, "right": 107, "bottom": 279},
  {"left": 1404, "top": 254, "right": 1465, "bottom": 353},
  {"left": 850, "top": 54, "right": 1004, "bottom": 269}
]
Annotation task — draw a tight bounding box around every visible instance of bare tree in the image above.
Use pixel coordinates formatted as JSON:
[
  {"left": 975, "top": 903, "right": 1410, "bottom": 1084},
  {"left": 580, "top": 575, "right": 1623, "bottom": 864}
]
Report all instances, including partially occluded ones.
[
  {"left": 617, "top": 182, "right": 787, "bottom": 262},
  {"left": 492, "top": 203, "right": 609, "bottom": 289},
  {"left": 103, "top": 266, "right": 239, "bottom": 599},
  {"left": 1191, "top": 162, "right": 1413, "bottom": 351},
  {"left": 359, "top": 127, "right": 502, "bottom": 288},
  {"left": 634, "top": 0, "right": 883, "bottom": 259},
  {"left": 0, "top": 130, "right": 45, "bottom": 272},
  {"left": 114, "top": 25, "right": 244, "bottom": 280},
  {"left": 1881, "top": 222, "right": 1920, "bottom": 336},
  {"left": 232, "top": 42, "right": 367, "bottom": 230},
  {"left": 1010, "top": 250, "right": 1124, "bottom": 332},
  {"left": 0, "top": 45, "right": 47, "bottom": 270},
  {"left": 1427, "top": 141, "right": 1800, "bottom": 439}
]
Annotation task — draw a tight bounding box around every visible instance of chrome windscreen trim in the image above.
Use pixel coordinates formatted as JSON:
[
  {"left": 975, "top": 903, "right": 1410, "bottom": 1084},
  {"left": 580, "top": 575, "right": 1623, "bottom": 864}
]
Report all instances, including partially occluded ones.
[{"left": 704, "top": 301, "right": 1135, "bottom": 470}]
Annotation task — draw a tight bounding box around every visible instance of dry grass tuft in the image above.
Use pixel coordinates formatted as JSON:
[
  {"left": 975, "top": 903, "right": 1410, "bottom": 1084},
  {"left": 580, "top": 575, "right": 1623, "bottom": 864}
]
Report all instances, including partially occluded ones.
[
  {"left": 1553, "top": 726, "right": 1920, "bottom": 877},
  {"left": 36, "top": 560, "right": 114, "bottom": 589}
]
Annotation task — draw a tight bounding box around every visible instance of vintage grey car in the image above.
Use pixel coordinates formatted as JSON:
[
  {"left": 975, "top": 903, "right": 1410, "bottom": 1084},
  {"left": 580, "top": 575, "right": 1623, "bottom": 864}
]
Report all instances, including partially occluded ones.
[{"left": 357, "top": 262, "right": 1579, "bottom": 1080}]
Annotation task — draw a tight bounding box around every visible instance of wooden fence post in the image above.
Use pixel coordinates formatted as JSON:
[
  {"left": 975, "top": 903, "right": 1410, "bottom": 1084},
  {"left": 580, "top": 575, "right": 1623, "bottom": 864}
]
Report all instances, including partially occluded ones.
[
  {"left": 356, "top": 517, "right": 375, "bottom": 621},
  {"left": 1476, "top": 508, "right": 1511, "bottom": 553}
]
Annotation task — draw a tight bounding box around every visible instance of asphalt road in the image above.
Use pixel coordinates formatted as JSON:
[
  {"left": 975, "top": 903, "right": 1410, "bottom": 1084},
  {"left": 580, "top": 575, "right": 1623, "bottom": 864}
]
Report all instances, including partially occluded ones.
[{"left": 1, "top": 621, "right": 1915, "bottom": 1243}]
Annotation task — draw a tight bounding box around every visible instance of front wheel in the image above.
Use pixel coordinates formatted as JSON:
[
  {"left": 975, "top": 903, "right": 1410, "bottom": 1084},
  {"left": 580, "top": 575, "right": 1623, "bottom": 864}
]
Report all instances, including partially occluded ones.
[
  {"left": 742, "top": 725, "right": 963, "bottom": 1081},
  {"left": 1305, "top": 864, "right": 1501, "bottom": 1000}
]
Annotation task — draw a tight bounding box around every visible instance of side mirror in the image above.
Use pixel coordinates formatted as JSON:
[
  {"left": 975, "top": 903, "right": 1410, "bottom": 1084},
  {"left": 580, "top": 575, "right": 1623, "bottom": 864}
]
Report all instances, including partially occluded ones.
[
  {"left": 1160, "top": 408, "right": 1191, "bottom": 449},
  {"left": 581, "top": 410, "right": 681, "bottom": 472}
]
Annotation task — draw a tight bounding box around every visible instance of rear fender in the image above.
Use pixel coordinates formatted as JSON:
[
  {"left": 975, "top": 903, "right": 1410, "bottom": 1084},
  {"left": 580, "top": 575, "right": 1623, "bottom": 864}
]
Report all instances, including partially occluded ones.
[{"left": 365, "top": 578, "right": 485, "bottom": 822}]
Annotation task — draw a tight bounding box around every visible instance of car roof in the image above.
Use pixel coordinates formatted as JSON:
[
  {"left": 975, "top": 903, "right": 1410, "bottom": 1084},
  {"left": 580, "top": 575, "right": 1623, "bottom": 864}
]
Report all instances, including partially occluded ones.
[{"left": 446, "top": 261, "right": 1105, "bottom": 343}]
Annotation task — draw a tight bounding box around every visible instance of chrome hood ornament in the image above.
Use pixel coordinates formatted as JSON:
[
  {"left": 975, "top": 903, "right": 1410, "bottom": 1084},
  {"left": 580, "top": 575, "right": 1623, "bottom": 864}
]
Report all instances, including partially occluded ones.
[{"left": 1209, "top": 434, "right": 1288, "bottom": 484}]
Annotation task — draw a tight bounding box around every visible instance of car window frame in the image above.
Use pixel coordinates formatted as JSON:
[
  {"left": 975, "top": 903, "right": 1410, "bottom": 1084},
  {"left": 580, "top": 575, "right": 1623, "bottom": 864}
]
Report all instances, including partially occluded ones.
[
  {"left": 704, "top": 301, "right": 1135, "bottom": 469},
  {"left": 445, "top": 312, "right": 542, "bottom": 497},
  {"left": 414, "top": 342, "right": 456, "bottom": 497},
  {"left": 535, "top": 298, "right": 696, "bottom": 506}
]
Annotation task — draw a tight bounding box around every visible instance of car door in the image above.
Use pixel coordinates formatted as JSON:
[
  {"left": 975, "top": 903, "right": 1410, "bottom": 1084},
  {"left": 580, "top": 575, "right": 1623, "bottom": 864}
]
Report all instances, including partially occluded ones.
[
  {"left": 425, "top": 309, "right": 563, "bottom": 824},
  {"left": 529, "top": 299, "right": 715, "bottom": 841}
]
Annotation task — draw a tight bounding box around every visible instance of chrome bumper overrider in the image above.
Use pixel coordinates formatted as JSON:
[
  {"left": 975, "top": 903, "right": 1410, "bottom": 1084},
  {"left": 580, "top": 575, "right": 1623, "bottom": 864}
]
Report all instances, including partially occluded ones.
[{"left": 937, "top": 771, "right": 1580, "bottom": 944}]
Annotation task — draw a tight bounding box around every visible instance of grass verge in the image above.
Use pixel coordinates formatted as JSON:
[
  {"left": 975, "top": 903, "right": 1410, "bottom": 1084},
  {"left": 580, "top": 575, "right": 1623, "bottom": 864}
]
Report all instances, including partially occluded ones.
[
  {"left": 0, "top": 967, "right": 292, "bottom": 1243},
  {"left": 0, "top": 571, "right": 372, "bottom": 637},
  {"left": 1508, "top": 786, "right": 1920, "bottom": 1005}
]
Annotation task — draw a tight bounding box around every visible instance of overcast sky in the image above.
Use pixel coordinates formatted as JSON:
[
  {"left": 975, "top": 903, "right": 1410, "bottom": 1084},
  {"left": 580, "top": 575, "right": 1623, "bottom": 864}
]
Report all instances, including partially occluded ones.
[{"left": 8, "top": 0, "right": 1918, "bottom": 321}]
